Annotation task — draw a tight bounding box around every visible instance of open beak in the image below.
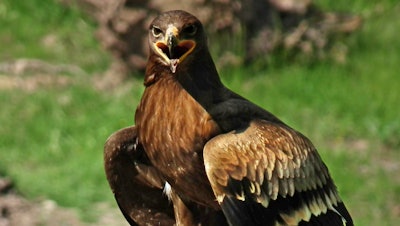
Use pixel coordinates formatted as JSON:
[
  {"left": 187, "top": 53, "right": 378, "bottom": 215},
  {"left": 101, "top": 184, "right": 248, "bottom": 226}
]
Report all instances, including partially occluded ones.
[
  {"left": 167, "top": 32, "right": 178, "bottom": 58},
  {"left": 154, "top": 25, "right": 196, "bottom": 73}
]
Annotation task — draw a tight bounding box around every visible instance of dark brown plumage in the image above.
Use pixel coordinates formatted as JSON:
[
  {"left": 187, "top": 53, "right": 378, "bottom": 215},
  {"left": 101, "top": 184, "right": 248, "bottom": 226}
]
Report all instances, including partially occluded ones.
[{"left": 104, "top": 10, "right": 353, "bottom": 226}]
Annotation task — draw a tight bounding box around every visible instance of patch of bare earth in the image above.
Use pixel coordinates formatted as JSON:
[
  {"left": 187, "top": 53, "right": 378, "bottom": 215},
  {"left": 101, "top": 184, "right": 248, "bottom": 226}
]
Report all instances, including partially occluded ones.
[
  {"left": 0, "top": 59, "right": 83, "bottom": 92},
  {"left": 0, "top": 177, "right": 128, "bottom": 226},
  {"left": 0, "top": 58, "right": 128, "bottom": 91}
]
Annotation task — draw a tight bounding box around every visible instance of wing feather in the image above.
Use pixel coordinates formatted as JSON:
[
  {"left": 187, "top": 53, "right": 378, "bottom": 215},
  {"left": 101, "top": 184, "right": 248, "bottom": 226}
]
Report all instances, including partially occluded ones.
[
  {"left": 104, "top": 126, "right": 175, "bottom": 225},
  {"left": 204, "top": 119, "right": 353, "bottom": 225}
]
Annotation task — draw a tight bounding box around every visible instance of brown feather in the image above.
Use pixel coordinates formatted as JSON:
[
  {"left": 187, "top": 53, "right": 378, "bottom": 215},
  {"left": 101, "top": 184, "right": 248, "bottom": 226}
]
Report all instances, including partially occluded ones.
[
  {"left": 136, "top": 75, "right": 220, "bottom": 208},
  {"left": 204, "top": 120, "right": 352, "bottom": 225},
  {"left": 104, "top": 126, "right": 175, "bottom": 225},
  {"left": 105, "top": 10, "right": 353, "bottom": 226}
]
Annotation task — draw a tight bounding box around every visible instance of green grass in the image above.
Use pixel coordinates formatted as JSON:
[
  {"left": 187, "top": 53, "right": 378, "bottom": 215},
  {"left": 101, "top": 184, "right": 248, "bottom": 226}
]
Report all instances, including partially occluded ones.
[
  {"left": 0, "top": 83, "right": 141, "bottom": 220},
  {"left": 0, "top": 0, "right": 399, "bottom": 225},
  {"left": 0, "top": 0, "right": 110, "bottom": 72}
]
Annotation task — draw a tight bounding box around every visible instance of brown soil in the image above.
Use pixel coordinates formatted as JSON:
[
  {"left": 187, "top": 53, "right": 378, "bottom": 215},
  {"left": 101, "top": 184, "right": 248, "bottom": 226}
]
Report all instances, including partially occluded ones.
[{"left": 0, "top": 177, "right": 128, "bottom": 226}]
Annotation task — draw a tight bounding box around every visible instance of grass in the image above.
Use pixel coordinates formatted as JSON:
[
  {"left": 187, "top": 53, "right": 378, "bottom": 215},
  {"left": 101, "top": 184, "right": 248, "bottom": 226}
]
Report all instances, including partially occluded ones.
[
  {"left": 0, "top": 0, "right": 399, "bottom": 225},
  {"left": 0, "top": 0, "right": 110, "bottom": 72}
]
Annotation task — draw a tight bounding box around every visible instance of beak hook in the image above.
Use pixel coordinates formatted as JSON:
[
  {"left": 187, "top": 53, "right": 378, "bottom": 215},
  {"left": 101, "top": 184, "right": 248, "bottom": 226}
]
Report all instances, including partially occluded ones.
[{"left": 167, "top": 34, "right": 177, "bottom": 58}]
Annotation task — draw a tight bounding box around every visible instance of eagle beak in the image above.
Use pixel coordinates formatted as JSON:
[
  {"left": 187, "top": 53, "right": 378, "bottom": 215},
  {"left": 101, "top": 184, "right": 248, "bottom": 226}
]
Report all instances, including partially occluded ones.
[
  {"left": 167, "top": 29, "right": 178, "bottom": 58},
  {"left": 155, "top": 25, "right": 196, "bottom": 73}
]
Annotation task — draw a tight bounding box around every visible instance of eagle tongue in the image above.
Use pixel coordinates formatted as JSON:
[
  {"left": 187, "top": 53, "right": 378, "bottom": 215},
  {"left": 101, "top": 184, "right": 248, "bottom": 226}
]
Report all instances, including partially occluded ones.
[{"left": 170, "top": 59, "right": 179, "bottom": 73}]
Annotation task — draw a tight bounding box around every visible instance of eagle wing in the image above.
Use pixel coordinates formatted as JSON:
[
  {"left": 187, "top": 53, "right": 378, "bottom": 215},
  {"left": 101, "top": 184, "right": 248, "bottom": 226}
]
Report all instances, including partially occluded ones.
[
  {"left": 204, "top": 119, "right": 353, "bottom": 226},
  {"left": 104, "top": 126, "right": 175, "bottom": 225}
]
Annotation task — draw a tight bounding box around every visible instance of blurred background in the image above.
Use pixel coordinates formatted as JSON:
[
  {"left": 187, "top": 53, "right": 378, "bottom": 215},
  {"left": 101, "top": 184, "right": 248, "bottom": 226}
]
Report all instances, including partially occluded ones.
[{"left": 0, "top": 0, "right": 399, "bottom": 225}]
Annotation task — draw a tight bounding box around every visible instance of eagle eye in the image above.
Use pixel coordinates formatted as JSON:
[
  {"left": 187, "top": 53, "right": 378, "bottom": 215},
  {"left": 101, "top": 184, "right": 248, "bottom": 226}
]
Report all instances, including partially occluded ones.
[
  {"left": 152, "top": 26, "right": 163, "bottom": 37},
  {"left": 183, "top": 24, "right": 197, "bottom": 36}
]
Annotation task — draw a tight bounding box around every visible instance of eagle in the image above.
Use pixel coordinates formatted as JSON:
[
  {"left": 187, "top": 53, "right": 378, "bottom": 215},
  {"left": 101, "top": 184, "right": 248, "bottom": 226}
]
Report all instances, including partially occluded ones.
[{"left": 104, "top": 10, "right": 353, "bottom": 226}]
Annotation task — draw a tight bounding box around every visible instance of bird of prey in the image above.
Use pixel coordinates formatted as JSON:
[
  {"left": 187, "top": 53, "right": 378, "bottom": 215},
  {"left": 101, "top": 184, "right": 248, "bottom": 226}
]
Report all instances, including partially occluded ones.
[{"left": 104, "top": 10, "right": 353, "bottom": 226}]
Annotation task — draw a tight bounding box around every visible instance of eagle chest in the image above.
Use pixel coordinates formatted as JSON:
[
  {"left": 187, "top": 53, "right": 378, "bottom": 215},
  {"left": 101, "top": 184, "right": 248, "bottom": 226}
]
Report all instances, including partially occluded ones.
[{"left": 136, "top": 80, "right": 220, "bottom": 180}]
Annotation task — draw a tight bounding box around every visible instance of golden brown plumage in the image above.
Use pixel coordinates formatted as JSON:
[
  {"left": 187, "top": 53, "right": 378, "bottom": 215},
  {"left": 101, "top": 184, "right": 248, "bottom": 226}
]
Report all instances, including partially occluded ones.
[
  {"left": 104, "top": 10, "right": 353, "bottom": 226},
  {"left": 104, "top": 126, "right": 175, "bottom": 225}
]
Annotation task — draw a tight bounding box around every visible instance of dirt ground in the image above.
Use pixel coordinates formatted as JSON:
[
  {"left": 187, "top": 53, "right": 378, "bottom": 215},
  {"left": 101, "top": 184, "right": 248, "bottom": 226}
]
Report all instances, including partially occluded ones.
[{"left": 0, "top": 177, "right": 129, "bottom": 226}]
